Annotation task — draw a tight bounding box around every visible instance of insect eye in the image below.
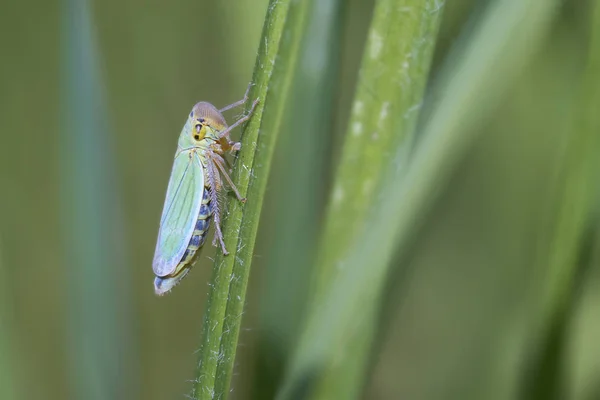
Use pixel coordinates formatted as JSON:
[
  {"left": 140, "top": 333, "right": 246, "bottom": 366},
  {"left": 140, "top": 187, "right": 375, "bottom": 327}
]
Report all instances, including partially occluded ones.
[{"left": 193, "top": 124, "right": 204, "bottom": 141}]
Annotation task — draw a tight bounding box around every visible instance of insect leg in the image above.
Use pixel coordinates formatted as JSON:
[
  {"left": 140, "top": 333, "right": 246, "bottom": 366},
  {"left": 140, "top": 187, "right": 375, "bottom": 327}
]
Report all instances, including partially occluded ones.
[
  {"left": 206, "top": 158, "right": 228, "bottom": 254},
  {"left": 209, "top": 152, "right": 246, "bottom": 203},
  {"left": 219, "top": 83, "right": 253, "bottom": 113},
  {"left": 217, "top": 97, "right": 260, "bottom": 139},
  {"left": 222, "top": 155, "right": 234, "bottom": 172}
]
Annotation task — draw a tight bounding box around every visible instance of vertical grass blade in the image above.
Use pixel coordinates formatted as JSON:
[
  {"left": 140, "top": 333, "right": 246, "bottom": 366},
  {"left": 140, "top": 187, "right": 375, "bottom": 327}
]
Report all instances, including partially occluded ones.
[
  {"left": 519, "top": 1, "right": 600, "bottom": 398},
  {"left": 315, "top": 0, "right": 443, "bottom": 295},
  {"left": 61, "top": 0, "right": 131, "bottom": 398},
  {"left": 307, "top": 0, "right": 444, "bottom": 397},
  {"left": 254, "top": 0, "right": 345, "bottom": 397},
  {"left": 279, "top": 0, "right": 559, "bottom": 398},
  {"left": 192, "top": 0, "right": 310, "bottom": 398},
  {"left": 0, "top": 246, "right": 17, "bottom": 400}
]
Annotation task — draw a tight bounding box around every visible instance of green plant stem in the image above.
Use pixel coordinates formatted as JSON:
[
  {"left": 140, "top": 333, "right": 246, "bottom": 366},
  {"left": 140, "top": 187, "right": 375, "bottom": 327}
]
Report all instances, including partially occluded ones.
[
  {"left": 279, "top": 0, "right": 559, "bottom": 398},
  {"left": 519, "top": 1, "right": 600, "bottom": 398},
  {"left": 254, "top": 0, "right": 344, "bottom": 397},
  {"left": 61, "top": 0, "right": 131, "bottom": 398},
  {"left": 192, "top": 0, "right": 310, "bottom": 398},
  {"left": 309, "top": 1, "right": 444, "bottom": 397},
  {"left": 0, "top": 247, "right": 16, "bottom": 400}
]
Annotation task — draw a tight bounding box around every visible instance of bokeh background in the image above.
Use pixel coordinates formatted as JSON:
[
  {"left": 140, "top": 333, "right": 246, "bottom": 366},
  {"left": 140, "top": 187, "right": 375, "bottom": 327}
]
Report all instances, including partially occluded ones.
[{"left": 1, "top": 0, "right": 599, "bottom": 399}]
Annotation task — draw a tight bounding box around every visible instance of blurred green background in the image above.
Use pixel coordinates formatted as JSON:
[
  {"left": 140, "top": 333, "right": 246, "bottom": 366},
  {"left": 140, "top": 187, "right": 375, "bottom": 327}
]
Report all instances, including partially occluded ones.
[{"left": 1, "top": 0, "right": 599, "bottom": 399}]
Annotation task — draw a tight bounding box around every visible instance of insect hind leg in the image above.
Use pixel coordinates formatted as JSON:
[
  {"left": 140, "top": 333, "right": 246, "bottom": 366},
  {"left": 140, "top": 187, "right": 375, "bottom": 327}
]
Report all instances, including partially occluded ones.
[
  {"left": 210, "top": 152, "right": 246, "bottom": 203},
  {"left": 206, "top": 158, "right": 229, "bottom": 254}
]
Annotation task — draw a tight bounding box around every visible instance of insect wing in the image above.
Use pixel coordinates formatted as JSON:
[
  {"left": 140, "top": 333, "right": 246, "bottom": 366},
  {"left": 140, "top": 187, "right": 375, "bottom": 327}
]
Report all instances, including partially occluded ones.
[{"left": 153, "top": 151, "right": 204, "bottom": 276}]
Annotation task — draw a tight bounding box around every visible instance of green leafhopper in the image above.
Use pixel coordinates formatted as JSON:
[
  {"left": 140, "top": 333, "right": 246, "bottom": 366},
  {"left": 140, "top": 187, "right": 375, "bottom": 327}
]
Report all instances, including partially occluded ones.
[{"left": 152, "top": 85, "right": 259, "bottom": 295}]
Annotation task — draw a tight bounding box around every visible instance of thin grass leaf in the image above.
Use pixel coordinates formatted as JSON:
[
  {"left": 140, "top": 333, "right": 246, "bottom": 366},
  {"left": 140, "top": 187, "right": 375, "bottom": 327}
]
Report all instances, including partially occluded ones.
[
  {"left": 0, "top": 246, "right": 16, "bottom": 400},
  {"left": 254, "top": 0, "right": 344, "bottom": 397},
  {"left": 192, "top": 0, "right": 310, "bottom": 398},
  {"left": 279, "top": 0, "right": 560, "bottom": 398},
  {"left": 61, "top": 0, "right": 132, "bottom": 398},
  {"left": 519, "top": 1, "right": 600, "bottom": 398},
  {"left": 306, "top": 0, "right": 444, "bottom": 397}
]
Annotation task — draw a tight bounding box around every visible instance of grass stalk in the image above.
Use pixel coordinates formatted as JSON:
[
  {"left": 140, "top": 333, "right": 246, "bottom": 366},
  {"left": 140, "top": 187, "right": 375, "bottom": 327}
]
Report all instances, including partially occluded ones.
[
  {"left": 519, "top": 1, "right": 600, "bottom": 398},
  {"left": 279, "top": 0, "right": 559, "bottom": 398},
  {"left": 61, "top": 0, "right": 131, "bottom": 398},
  {"left": 254, "top": 0, "right": 344, "bottom": 397},
  {"left": 308, "top": 0, "right": 444, "bottom": 397},
  {"left": 192, "top": 0, "right": 310, "bottom": 398},
  {"left": 0, "top": 247, "right": 16, "bottom": 400}
]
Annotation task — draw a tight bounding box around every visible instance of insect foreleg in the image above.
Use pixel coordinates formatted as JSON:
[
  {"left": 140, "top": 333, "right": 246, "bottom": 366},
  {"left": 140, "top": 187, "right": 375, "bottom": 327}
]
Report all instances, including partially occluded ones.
[
  {"left": 217, "top": 98, "right": 260, "bottom": 140},
  {"left": 218, "top": 83, "right": 253, "bottom": 113}
]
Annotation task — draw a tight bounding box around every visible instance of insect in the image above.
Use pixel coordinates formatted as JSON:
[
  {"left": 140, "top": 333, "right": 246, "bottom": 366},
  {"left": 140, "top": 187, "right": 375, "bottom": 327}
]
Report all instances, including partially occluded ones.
[{"left": 152, "top": 85, "right": 259, "bottom": 295}]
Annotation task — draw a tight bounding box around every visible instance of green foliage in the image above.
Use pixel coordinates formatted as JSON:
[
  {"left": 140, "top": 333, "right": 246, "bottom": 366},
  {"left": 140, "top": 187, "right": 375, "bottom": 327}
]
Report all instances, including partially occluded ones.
[
  {"left": 0, "top": 247, "right": 16, "bottom": 400},
  {"left": 61, "top": 0, "right": 133, "bottom": 398},
  {"left": 193, "top": 0, "right": 311, "bottom": 398},
  {"left": 2, "top": 0, "right": 600, "bottom": 399},
  {"left": 306, "top": 0, "right": 444, "bottom": 398},
  {"left": 280, "top": 0, "right": 562, "bottom": 398},
  {"left": 519, "top": 2, "right": 600, "bottom": 398},
  {"left": 254, "top": 0, "right": 345, "bottom": 398}
]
